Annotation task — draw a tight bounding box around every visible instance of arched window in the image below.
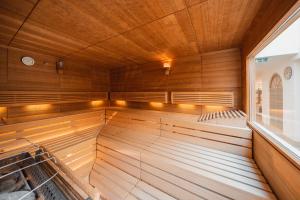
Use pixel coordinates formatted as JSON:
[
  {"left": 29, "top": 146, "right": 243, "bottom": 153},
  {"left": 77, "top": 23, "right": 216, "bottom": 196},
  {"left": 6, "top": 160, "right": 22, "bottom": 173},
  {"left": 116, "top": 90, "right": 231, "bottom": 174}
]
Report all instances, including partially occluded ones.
[{"left": 269, "top": 73, "right": 283, "bottom": 131}]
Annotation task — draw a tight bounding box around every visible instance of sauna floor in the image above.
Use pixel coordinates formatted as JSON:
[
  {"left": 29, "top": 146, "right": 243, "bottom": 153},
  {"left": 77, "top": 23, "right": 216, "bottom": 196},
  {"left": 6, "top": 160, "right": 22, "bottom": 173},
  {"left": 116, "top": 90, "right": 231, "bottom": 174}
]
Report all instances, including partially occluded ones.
[{"left": 90, "top": 128, "right": 276, "bottom": 200}]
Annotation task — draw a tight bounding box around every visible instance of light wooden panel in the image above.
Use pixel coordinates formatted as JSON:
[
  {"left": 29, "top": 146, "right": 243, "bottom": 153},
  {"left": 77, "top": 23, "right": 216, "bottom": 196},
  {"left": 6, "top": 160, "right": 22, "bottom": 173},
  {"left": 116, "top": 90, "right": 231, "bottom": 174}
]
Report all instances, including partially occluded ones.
[
  {"left": 53, "top": 138, "right": 97, "bottom": 183},
  {"left": 0, "top": 47, "right": 110, "bottom": 91},
  {"left": 198, "top": 109, "right": 247, "bottom": 127},
  {"left": 105, "top": 108, "right": 252, "bottom": 157},
  {"left": 0, "top": 110, "right": 104, "bottom": 198},
  {"left": 0, "top": 110, "right": 104, "bottom": 153},
  {"left": 253, "top": 131, "right": 300, "bottom": 200},
  {"left": 0, "top": 0, "right": 37, "bottom": 45},
  {"left": 110, "top": 92, "right": 168, "bottom": 103},
  {"left": 110, "top": 49, "right": 242, "bottom": 110},
  {"left": 96, "top": 9, "right": 198, "bottom": 64},
  {"left": 0, "top": 91, "right": 107, "bottom": 107},
  {"left": 161, "top": 118, "right": 252, "bottom": 157},
  {"left": 171, "top": 91, "right": 234, "bottom": 107},
  {"left": 189, "top": 0, "right": 263, "bottom": 53},
  {"left": 241, "top": 0, "right": 298, "bottom": 111},
  {"left": 1, "top": 0, "right": 264, "bottom": 67},
  {"left": 0, "top": 47, "right": 109, "bottom": 123},
  {"left": 90, "top": 108, "right": 275, "bottom": 200}
]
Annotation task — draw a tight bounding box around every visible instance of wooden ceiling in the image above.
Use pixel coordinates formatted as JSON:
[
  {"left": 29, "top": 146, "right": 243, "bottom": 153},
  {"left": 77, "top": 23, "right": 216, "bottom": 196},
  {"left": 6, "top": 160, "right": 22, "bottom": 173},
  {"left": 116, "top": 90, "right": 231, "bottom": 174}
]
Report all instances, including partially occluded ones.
[{"left": 0, "top": 0, "right": 264, "bottom": 68}]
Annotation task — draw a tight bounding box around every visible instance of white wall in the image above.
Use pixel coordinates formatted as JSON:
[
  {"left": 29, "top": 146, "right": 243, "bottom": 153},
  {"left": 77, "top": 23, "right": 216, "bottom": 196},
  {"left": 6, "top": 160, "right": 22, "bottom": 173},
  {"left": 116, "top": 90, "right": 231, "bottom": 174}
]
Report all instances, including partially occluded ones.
[
  {"left": 255, "top": 54, "right": 300, "bottom": 141},
  {"left": 256, "top": 19, "right": 300, "bottom": 58}
]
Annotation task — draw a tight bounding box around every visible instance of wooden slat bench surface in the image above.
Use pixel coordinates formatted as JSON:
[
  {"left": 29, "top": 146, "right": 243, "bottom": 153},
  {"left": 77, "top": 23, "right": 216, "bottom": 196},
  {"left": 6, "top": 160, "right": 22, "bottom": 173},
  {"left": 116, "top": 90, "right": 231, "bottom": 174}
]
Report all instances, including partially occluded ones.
[
  {"left": 106, "top": 108, "right": 252, "bottom": 157},
  {"left": 198, "top": 109, "right": 247, "bottom": 128},
  {"left": 0, "top": 110, "right": 105, "bottom": 186},
  {"left": 90, "top": 108, "right": 276, "bottom": 200},
  {"left": 0, "top": 110, "right": 104, "bottom": 152}
]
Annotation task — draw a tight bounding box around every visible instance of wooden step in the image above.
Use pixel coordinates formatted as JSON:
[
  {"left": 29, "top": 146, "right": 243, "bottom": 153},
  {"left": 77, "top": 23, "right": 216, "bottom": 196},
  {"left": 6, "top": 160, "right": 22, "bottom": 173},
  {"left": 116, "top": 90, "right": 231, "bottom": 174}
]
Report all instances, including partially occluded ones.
[
  {"left": 90, "top": 108, "right": 276, "bottom": 199},
  {"left": 90, "top": 159, "right": 176, "bottom": 200},
  {"left": 96, "top": 132, "right": 275, "bottom": 200}
]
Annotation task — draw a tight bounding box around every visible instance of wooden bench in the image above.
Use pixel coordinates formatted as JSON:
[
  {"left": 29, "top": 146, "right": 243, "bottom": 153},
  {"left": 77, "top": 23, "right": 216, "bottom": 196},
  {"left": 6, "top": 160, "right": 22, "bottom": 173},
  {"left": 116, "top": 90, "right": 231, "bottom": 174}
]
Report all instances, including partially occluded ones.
[
  {"left": 198, "top": 109, "right": 247, "bottom": 127},
  {"left": 90, "top": 108, "right": 276, "bottom": 200},
  {"left": 0, "top": 110, "right": 105, "bottom": 182}
]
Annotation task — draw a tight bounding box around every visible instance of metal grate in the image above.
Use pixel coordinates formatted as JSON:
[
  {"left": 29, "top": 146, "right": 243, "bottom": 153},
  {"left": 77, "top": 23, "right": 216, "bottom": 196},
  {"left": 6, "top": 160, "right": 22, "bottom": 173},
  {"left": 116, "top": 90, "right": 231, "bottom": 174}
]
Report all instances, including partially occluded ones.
[{"left": 0, "top": 149, "right": 68, "bottom": 200}]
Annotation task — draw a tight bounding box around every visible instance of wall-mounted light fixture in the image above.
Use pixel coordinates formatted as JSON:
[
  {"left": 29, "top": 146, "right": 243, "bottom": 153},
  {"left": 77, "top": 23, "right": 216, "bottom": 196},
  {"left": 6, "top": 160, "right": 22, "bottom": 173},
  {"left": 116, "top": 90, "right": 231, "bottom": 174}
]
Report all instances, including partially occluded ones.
[
  {"left": 163, "top": 61, "right": 172, "bottom": 75},
  {"left": 149, "top": 102, "right": 163, "bottom": 108},
  {"left": 0, "top": 107, "right": 6, "bottom": 113},
  {"left": 25, "top": 104, "right": 52, "bottom": 111},
  {"left": 56, "top": 59, "right": 64, "bottom": 74},
  {"left": 91, "top": 100, "right": 104, "bottom": 106},
  {"left": 204, "top": 105, "right": 225, "bottom": 112},
  {"left": 178, "top": 104, "right": 195, "bottom": 109},
  {"left": 115, "top": 100, "right": 126, "bottom": 106}
]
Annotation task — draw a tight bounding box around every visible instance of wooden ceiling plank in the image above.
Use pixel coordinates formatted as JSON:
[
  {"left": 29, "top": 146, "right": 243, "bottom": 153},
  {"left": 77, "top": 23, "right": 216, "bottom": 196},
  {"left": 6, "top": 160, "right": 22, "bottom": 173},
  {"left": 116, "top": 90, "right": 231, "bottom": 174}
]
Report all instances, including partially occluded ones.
[
  {"left": 189, "top": 0, "right": 264, "bottom": 53},
  {"left": 0, "top": 0, "right": 265, "bottom": 68},
  {"left": 7, "top": 0, "right": 41, "bottom": 46}
]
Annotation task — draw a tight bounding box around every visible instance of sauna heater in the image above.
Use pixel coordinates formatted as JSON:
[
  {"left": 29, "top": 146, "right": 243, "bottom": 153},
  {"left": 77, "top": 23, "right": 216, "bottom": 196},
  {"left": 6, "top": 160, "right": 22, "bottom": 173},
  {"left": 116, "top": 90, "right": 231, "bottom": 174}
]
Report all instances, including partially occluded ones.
[{"left": 0, "top": 148, "right": 89, "bottom": 200}]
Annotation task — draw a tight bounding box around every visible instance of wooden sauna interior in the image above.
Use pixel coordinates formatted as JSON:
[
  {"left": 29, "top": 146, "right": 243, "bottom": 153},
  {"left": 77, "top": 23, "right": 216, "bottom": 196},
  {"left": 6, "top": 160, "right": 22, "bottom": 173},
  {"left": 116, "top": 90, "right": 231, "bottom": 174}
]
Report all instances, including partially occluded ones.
[{"left": 0, "top": 0, "right": 300, "bottom": 200}]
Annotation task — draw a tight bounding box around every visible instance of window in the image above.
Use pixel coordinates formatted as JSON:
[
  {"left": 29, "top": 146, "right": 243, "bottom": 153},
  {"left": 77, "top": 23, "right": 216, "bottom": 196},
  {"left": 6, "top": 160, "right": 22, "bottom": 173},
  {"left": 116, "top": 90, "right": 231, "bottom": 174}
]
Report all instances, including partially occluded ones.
[
  {"left": 269, "top": 73, "right": 283, "bottom": 131},
  {"left": 250, "top": 16, "right": 300, "bottom": 160}
]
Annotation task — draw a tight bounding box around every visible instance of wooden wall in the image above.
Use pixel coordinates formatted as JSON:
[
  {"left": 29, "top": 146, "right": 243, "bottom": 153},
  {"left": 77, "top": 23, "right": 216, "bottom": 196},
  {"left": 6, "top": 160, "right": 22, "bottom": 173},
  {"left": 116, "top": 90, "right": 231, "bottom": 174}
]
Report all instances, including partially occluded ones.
[
  {"left": 241, "top": 2, "right": 300, "bottom": 199},
  {"left": 241, "top": 0, "right": 298, "bottom": 112},
  {"left": 0, "top": 47, "right": 109, "bottom": 124},
  {"left": 253, "top": 131, "right": 300, "bottom": 200},
  {"left": 110, "top": 48, "right": 242, "bottom": 114}
]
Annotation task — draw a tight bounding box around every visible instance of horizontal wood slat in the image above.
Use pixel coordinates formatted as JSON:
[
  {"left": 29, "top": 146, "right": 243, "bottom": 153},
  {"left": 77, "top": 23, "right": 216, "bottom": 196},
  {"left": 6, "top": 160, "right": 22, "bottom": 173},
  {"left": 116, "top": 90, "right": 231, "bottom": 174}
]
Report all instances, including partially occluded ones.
[
  {"left": 0, "top": 91, "right": 108, "bottom": 106},
  {"left": 90, "top": 108, "right": 275, "bottom": 200},
  {"left": 0, "top": 110, "right": 104, "bottom": 153},
  {"left": 0, "top": 110, "right": 104, "bottom": 199},
  {"left": 110, "top": 92, "right": 168, "bottom": 103},
  {"left": 198, "top": 110, "right": 247, "bottom": 128},
  {"left": 105, "top": 108, "right": 252, "bottom": 157},
  {"left": 171, "top": 92, "right": 234, "bottom": 107}
]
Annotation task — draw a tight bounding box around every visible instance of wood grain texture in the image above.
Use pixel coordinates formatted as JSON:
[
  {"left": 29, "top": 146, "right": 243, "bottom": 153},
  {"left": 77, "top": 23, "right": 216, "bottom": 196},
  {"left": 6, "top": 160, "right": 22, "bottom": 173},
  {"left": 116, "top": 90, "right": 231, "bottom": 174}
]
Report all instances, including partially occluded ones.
[
  {"left": 0, "top": 0, "right": 37, "bottom": 45},
  {"left": 0, "top": 110, "right": 104, "bottom": 195},
  {"left": 253, "top": 131, "right": 300, "bottom": 200},
  {"left": 0, "top": 0, "right": 263, "bottom": 68},
  {"left": 0, "top": 47, "right": 109, "bottom": 124},
  {"left": 0, "top": 47, "right": 109, "bottom": 91},
  {"left": 0, "top": 91, "right": 107, "bottom": 107},
  {"left": 241, "top": 0, "right": 298, "bottom": 112},
  {"left": 171, "top": 91, "right": 234, "bottom": 107},
  {"left": 0, "top": 110, "right": 104, "bottom": 153},
  {"left": 188, "top": 0, "right": 263, "bottom": 53},
  {"left": 105, "top": 108, "right": 252, "bottom": 157},
  {"left": 90, "top": 108, "right": 275, "bottom": 200},
  {"left": 110, "top": 92, "right": 168, "bottom": 103},
  {"left": 110, "top": 49, "right": 242, "bottom": 110}
]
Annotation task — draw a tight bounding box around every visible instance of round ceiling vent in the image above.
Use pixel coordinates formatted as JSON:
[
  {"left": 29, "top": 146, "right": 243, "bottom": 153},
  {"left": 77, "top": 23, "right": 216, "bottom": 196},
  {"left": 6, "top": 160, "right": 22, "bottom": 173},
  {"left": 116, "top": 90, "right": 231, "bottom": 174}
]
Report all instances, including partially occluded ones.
[{"left": 21, "top": 56, "right": 35, "bottom": 66}]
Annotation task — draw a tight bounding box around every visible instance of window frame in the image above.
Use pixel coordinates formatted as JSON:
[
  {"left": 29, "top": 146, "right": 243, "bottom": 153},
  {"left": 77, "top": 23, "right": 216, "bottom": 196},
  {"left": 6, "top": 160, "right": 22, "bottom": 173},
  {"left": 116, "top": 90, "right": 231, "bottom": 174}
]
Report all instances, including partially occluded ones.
[{"left": 247, "top": 4, "right": 300, "bottom": 167}]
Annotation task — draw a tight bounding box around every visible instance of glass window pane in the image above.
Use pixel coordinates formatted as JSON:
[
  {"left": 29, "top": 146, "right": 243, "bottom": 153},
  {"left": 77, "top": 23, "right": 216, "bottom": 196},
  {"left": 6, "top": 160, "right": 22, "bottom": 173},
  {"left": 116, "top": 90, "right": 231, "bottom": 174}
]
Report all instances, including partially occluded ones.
[{"left": 253, "top": 17, "right": 300, "bottom": 152}]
